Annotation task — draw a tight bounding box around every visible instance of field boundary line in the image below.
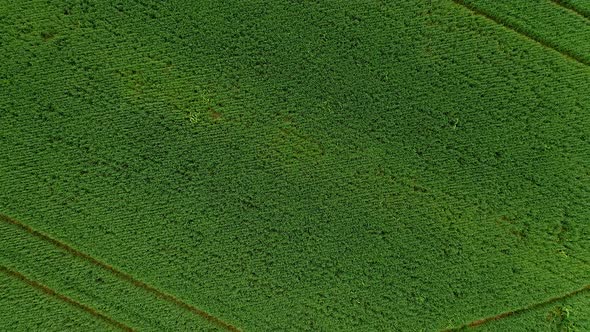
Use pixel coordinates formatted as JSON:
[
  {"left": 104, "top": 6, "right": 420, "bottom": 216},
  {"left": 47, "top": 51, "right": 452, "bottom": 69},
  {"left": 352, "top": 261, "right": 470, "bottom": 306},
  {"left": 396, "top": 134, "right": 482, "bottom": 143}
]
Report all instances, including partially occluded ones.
[
  {"left": 440, "top": 283, "right": 590, "bottom": 331},
  {"left": 550, "top": 0, "right": 590, "bottom": 20},
  {"left": 1, "top": 265, "right": 135, "bottom": 332},
  {"left": 0, "top": 213, "right": 241, "bottom": 332},
  {"left": 450, "top": 0, "right": 590, "bottom": 67}
]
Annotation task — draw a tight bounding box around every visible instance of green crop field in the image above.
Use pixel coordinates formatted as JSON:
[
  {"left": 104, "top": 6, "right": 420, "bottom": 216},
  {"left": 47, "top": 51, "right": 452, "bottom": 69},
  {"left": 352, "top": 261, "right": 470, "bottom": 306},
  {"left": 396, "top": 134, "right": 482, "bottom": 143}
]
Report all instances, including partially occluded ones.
[{"left": 1, "top": 0, "right": 589, "bottom": 331}]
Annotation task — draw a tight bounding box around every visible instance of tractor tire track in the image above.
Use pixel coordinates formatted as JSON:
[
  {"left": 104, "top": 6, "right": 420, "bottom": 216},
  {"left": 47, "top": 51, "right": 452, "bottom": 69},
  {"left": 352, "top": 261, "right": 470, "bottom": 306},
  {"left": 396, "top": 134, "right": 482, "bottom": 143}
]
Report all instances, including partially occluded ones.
[
  {"left": 441, "top": 283, "right": 590, "bottom": 331},
  {"left": 0, "top": 213, "right": 241, "bottom": 332},
  {"left": 1, "top": 265, "right": 135, "bottom": 332},
  {"left": 550, "top": 0, "right": 590, "bottom": 20},
  {"left": 451, "top": 0, "right": 590, "bottom": 67}
]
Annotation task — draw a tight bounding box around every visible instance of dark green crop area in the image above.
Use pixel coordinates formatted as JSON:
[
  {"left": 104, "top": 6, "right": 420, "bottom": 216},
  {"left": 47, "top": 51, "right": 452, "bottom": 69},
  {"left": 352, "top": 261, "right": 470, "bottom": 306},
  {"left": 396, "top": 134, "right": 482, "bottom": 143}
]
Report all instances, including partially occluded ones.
[{"left": 1, "top": 0, "right": 589, "bottom": 331}]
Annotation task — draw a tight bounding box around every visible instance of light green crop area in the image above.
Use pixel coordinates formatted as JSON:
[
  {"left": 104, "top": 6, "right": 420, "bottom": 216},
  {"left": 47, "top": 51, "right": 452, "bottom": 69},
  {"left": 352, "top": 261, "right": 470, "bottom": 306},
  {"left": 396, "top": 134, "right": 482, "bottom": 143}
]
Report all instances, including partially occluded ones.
[{"left": 1, "top": 0, "right": 589, "bottom": 331}]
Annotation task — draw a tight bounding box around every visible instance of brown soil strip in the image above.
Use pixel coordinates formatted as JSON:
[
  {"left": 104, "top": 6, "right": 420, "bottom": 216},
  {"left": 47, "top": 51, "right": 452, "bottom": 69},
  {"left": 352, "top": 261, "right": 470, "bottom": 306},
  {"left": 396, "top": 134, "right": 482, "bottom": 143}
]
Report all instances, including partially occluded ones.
[
  {"left": 441, "top": 284, "right": 590, "bottom": 331},
  {"left": 1, "top": 265, "right": 135, "bottom": 332},
  {"left": 0, "top": 213, "right": 241, "bottom": 332},
  {"left": 451, "top": 0, "right": 590, "bottom": 67},
  {"left": 550, "top": 0, "right": 590, "bottom": 20}
]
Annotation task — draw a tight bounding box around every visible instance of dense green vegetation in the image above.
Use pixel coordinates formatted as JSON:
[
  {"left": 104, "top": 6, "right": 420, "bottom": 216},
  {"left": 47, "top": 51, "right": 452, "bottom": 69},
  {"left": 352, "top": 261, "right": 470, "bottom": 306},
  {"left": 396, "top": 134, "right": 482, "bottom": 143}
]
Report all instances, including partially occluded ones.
[{"left": 1, "top": 0, "right": 589, "bottom": 330}]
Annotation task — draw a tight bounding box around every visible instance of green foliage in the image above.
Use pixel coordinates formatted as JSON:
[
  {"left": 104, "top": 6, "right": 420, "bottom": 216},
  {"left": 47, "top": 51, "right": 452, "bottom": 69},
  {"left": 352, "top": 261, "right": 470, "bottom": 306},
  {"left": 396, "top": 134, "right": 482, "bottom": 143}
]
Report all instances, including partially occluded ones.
[
  {"left": 1, "top": 0, "right": 589, "bottom": 331},
  {"left": 547, "top": 306, "right": 575, "bottom": 332}
]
